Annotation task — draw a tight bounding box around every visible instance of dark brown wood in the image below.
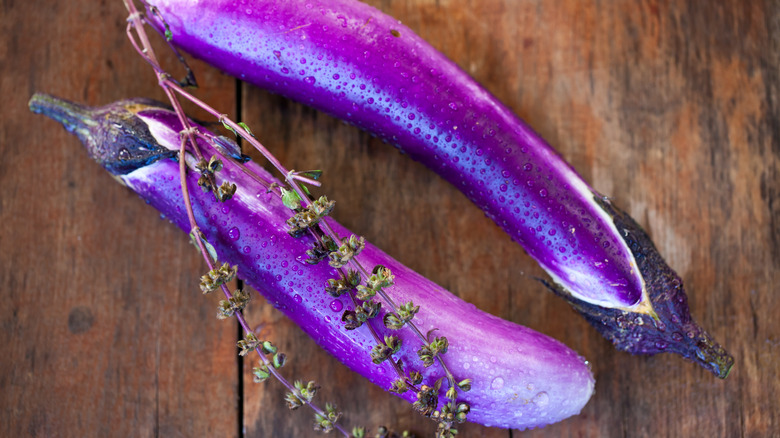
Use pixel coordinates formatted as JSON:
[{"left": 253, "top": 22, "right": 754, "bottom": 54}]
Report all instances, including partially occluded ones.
[
  {"left": 2, "top": 0, "right": 777, "bottom": 437},
  {"left": 0, "top": 1, "right": 238, "bottom": 437}
]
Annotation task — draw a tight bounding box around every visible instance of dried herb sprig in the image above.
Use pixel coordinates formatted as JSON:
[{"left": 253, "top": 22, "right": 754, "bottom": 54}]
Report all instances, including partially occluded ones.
[
  {"left": 125, "top": 1, "right": 471, "bottom": 434},
  {"left": 281, "top": 187, "right": 474, "bottom": 434},
  {"left": 124, "top": 2, "right": 361, "bottom": 436}
]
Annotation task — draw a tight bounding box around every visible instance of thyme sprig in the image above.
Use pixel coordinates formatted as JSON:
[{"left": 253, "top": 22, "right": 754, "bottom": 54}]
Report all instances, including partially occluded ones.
[
  {"left": 281, "top": 183, "right": 473, "bottom": 434},
  {"left": 124, "top": 2, "right": 360, "bottom": 436},
  {"left": 125, "top": 1, "right": 472, "bottom": 435}
]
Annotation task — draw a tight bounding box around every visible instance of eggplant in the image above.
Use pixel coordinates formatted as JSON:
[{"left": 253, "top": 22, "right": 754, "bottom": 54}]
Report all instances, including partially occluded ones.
[
  {"left": 143, "top": 0, "right": 733, "bottom": 377},
  {"left": 29, "top": 92, "right": 595, "bottom": 430}
]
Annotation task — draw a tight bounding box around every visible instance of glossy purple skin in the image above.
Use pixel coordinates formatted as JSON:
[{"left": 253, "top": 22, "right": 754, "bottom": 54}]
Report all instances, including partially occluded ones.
[
  {"left": 88, "top": 102, "right": 595, "bottom": 429},
  {"left": 147, "top": 0, "right": 644, "bottom": 308}
]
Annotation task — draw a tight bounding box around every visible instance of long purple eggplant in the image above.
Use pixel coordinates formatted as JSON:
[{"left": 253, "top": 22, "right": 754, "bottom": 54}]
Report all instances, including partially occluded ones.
[
  {"left": 144, "top": 0, "right": 733, "bottom": 377},
  {"left": 29, "top": 92, "right": 595, "bottom": 430}
]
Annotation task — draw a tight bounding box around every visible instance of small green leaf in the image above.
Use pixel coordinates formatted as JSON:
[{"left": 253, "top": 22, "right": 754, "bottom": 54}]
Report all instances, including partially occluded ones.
[
  {"left": 237, "top": 122, "right": 254, "bottom": 137},
  {"left": 261, "top": 340, "right": 278, "bottom": 355},
  {"left": 189, "top": 230, "right": 218, "bottom": 262},
  {"left": 300, "top": 170, "right": 323, "bottom": 180},
  {"left": 164, "top": 28, "right": 173, "bottom": 41},
  {"left": 280, "top": 187, "right": 302, "bottom": 210},
  {"left": 221, "top": 119, "right": 238, "bottom": 136}
]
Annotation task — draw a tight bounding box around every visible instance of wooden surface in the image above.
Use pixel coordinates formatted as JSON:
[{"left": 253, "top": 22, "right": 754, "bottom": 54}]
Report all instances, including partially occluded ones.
[{"left": 2, "top": 0, "right": 778, "bottom": 436}]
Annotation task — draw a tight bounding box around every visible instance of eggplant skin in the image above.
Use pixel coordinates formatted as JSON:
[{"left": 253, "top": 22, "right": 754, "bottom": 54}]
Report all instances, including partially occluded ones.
[
  {"left": 145, "top": 0, "right": 733, "bottom": 376},
  {"left": 30, "top": 92, "right": 596, "bottom": 430}
]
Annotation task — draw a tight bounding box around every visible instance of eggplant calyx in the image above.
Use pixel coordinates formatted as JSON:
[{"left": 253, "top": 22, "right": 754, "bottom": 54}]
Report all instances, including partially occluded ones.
[{"left": 545, "top": 200, "right": 734, "bottom": 379}]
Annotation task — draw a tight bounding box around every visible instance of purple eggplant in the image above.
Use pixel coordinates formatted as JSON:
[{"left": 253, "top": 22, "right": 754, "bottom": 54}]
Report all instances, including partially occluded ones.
[
  {"left": 29, "top": 92, "right": 596, "bottom": 430},
  {"left": 144, "top": 0, "right": 733, "bottom": 377}
]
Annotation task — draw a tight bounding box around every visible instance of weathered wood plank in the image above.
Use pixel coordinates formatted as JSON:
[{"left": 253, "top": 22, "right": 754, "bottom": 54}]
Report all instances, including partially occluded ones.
[
  {"left": 1, "top": 0, "right": 777, "bottom": 437},
  {"left": 0, "top": 1, "right": 239, "bottom": 436}
]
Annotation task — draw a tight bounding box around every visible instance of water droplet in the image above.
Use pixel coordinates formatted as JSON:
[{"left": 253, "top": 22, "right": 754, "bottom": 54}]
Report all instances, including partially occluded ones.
[
  {"left": 523, "top": 163, "right": 533, "bottom": 171},
  {"left": 533, "top": 391, "right": 549, "bottom": 406},
  {"left": 539, "top": 188, "right": 548, "bottom": 197},
  {"left": 490, "top": 377, "right": 505, "bottom": 390},
  {"left": 329, "top": 299, "right": 343, "bottom": 312},
  {"left": 228, "top": 227, "right": 240, "bottom": 240},
  {"left": 672, "top": 332, "right": 683, "bottom": 342},
  {"left": 117, "top": 148, "right": 130, "bottom": 160},
  {"left": 293, "top": 294, "right": 302, "bottom": 304},
  {"left": 304, "top": 76, "right": 316, "bottom": 85},
  {"left": 273, "top": 50, "right": 281, "bottom": 58},
  {"left": 449, "top": 102, "right": 458, "bottom": 110}
]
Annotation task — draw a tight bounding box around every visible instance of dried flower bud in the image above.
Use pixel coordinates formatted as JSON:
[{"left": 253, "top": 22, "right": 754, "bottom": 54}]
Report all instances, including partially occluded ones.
[
  {"left": 409, "top": 371, "right": 423, "bottom": 386},
  {"left": 370, "top": 335, "right": 401, "bottom": 364},
  {"left": 347, "top": 269, "right": 361, "bottom": 286},
  {"left": 446, "top": 386, "right": 458, "bottom": 401},
  {"left": 285, "top": 391, "right": 304, "bottom": 410},
  {"left": 306, "top": 235, "right": 336, "bottom": 264},
  {"left": 195, "top": 158, "right": 209, "bottom": 173},
  {"left": 272, "top": 352, "right": 287, "bottom": 369},
  {"left": 207, "top": 156, "right": 223, "bottom": 173},
  {"left": 252, "top": 363, "right": 270, "bottom": 383},
  {"left": 389, "top": 379, "right": 408, "bottom": 394},
  {"left": 419, "top": 336, "right": 450, "bottom": 366},
  {"left": 383, "top": 313, "right": 404, "bottom": 330},
  {"left": 457, "top": 379, "right": 472, "bottom": 392},
  {"left": 237, "top": 333, "right": 260, "bottom": 356},
  {"left": 217, "top": 289, "right": 250, "bottom": 319},
  {"left": 368, "top": 265, "right": 394, "bottom": 289},
  {"left": 325, "top": 277, "right": 350, "bottom": 297},
  {"left": 294, "top": 380, "right": 320, "bottom": 402},
  {"left": 200, "top": 262, "right": 238, "bottom": 293},
  {"left": 197, "top": 174, "right": 213, "bottom": 192},
  {"left": 313, "top": 403, "right": 342, "bottom": 433},
  {"left": 371, "top": 343, "right": 393, "bottom": 364},
  {"left": 355, "top": 284, "right": 376, "bottom": 301},
  {"left": 384, "top": 300, "right": 419, "bottom": 329},
  {"left": 216, "top": 180, "right": 236, "bottom": 202},
  {"left": 361, "top": 300, "right": 382, "bottom": 319},
  {"left": 341, "top": 310, "right": 363, "bottom": 330},
  {"left": 412, "top": 385, "right": 438, "bottom": 417}
]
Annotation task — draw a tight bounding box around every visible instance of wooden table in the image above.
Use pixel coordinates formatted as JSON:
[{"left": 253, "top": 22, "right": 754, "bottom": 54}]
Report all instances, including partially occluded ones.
[{"left": 2, "top": 0, "right": 778, "bottom": 436}]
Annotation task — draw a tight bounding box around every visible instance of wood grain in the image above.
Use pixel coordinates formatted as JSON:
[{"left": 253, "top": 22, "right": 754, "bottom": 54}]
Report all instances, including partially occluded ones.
[{"left": 2, "top": 0, "right": 777, "bottom": 437}]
